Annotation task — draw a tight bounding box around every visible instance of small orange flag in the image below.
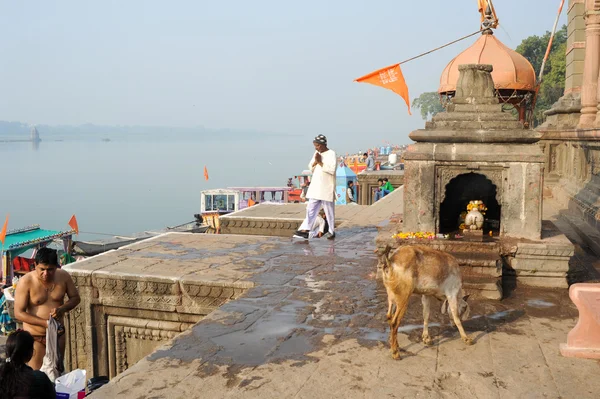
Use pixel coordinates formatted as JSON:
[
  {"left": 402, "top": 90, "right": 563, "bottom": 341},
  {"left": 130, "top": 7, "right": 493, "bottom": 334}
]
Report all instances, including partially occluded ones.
[
  {"left": 68, "top": 214, "right": 79, "bottom": 234},
  {"left": 0, "top": 214, "right": 8, "bottom": 246},
  {"left": 355, "top": 63, "right": 411, "bottom": 115},
  {"left": 204, "top": 166, "right": 209, "bottom": 181},
  {"left": 248, "top": 198, "right": 256, "bottom": 207}
]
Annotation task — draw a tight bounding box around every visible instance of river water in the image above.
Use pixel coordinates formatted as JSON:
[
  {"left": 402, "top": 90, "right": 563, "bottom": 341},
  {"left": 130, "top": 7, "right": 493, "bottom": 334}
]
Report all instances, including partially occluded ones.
[{"left": 1, "top": 132, "right": 310, "bottom": 241}]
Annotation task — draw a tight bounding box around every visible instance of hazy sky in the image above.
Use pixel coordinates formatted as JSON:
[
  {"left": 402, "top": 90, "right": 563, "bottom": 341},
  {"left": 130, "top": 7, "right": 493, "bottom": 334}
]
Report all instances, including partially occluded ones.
[{"left": 0, "top": 1, "right": 567, "bottom": 144}]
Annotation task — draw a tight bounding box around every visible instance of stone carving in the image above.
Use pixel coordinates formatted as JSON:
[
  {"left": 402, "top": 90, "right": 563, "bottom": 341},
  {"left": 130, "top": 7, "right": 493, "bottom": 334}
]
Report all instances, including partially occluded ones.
[
  {"left": 454, "top": 64, "right": 496, "bottom": 102},
  {"left": 107, "top": 316, "right": 194, "bottom": 377}
]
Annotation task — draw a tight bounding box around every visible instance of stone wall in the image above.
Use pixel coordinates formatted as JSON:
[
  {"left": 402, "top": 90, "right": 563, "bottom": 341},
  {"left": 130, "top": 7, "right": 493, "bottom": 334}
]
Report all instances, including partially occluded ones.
[
  {"left": 63, "top": 235, "right": 254, "bottom": 378},
  {"left": 540, "top": 135, "right": 600, "bottom": 233},
  {"left": 356, "top": 170, "right": 404, "bottom": 205}
]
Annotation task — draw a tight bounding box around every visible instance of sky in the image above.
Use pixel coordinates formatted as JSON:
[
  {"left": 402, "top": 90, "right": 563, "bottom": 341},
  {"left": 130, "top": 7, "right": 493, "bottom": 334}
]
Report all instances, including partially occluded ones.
[{"left": 0, "top": 1, "right": 567, "bottom": 145}]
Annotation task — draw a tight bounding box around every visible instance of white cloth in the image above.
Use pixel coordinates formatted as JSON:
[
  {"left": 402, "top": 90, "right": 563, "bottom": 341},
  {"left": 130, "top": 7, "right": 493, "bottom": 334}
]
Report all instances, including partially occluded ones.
[
  {"left": 40, "top": 317, "right": 63, "bottom": 382},
  {"left": 299, "top": 199, "right": 335, "bottom": 235},
  {"left": 306, "top": 149, "right": 337, "bottom": 202},
  {"left": 347, "top": 187, "right": 356, "bottom": 203},
  {"left": 309, "top": 215, "right": 327, "bottom": 238}
]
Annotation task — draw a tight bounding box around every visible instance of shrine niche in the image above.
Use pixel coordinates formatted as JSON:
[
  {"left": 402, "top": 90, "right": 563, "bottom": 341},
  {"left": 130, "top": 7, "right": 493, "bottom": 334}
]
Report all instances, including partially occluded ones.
[{"left": 439, "top": 172, "right": 501, "bottom": 235}]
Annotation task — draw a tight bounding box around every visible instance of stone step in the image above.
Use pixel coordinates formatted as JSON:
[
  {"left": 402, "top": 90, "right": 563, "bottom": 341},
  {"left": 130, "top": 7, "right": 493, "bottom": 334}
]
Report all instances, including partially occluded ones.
[
  {"left": 427, "top": 120, "right": 524, "bottom": 130},
  {"left": 433, "top": 112, "right": 518, "bottom": 122},
  {"left": 560, "top": 211, "right": 600, "bottom": 258},
  {"left": 462, "top": 275, "right": 502, "bottom": 300},
  {"left": 451, "top": 103, "right": 504, "bottom": 113}
]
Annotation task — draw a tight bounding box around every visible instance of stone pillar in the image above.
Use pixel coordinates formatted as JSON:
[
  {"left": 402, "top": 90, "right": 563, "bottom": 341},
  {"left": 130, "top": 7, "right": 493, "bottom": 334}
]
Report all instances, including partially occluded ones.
[
  {"left": 578, "top": 2, "right": 600, "bottom": 128},
  {"left": 565, "top": 0, "right": 586, "bottom": 95}
]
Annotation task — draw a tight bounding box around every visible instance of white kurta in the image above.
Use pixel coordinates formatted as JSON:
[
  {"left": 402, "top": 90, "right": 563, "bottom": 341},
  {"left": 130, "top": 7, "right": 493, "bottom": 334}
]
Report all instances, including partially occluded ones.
[{"left": 306, "top": 149, "right": 337, "bottom": 202}]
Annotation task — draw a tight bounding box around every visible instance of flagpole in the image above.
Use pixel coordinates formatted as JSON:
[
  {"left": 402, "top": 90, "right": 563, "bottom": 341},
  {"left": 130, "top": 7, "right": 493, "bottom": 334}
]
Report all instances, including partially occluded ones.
[{"left": 538, "top": 0, "right": 566, "bottom": 84}]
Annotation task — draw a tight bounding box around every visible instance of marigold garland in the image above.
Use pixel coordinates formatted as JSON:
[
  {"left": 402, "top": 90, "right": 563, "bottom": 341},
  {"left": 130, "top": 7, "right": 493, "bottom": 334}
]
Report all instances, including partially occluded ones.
[{"left": 392, "top": 231, "right": 436, "bottom": 240}]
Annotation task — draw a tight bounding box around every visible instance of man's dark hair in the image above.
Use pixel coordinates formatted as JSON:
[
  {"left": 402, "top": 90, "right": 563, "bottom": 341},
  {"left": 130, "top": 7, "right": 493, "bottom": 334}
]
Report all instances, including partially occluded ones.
[
  {"left": 35, "top": 247, "right": 59, "bottom": 267},
  {"left": 347, "top": 181, "right": 353, "bottom": 187},
  {"left": 378, "top": 178, "right": 383, "bottom": 183},
  {"left": 363, "top": 152, "right": 368, "bottom": 157},
  {"left": 383, "top": 178, "right": 389, "bottom": 182}
]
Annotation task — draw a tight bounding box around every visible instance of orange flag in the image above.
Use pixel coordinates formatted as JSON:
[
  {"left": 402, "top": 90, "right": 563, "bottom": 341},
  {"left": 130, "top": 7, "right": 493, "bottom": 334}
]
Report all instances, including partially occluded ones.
[
  {"left": 355, "top": 63, "right": 411, "bottom": 115},
  {"left": 248, "top": 198, "right": 256, "bottom": 207},
  {"left": 0, "top": 214, "right": 8, "bottom": 246},
  {"left": 68, "top": 214, "right": 79, "bottom": 234},
  {"left": 204, "top": 166, "right": 209, "bottom": 181}
]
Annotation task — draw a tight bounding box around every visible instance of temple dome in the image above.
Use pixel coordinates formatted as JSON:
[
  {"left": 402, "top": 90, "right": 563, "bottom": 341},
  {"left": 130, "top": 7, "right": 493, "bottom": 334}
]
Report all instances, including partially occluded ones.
[{"left": 439, "top": 32, "right": 536, "bottom": 94}]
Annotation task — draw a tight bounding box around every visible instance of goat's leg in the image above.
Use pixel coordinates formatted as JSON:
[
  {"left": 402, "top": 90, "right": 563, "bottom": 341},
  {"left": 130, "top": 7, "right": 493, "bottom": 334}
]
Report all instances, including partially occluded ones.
[
  {"left": 421, "top": 295, "right": 433, "bottom": 346},
  {"left": 389, "top": 292, "right": 411, "bottom": 360},
  {"left": 386, "top": 287, "right": 394, "bottom": 320},
  {"left": 448, "top": 296, "right": 473, "bottom": 345}
]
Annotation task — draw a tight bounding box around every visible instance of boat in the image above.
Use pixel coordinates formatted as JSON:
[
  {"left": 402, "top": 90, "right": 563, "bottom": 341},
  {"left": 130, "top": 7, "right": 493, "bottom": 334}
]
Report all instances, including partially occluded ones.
[
  {"left": 73, "top": 217, "right": 208, "bottom": 256},
  {"left": 73, "top": 234, "right": 154, "bottom": 256},
  {"left": 200, "top": 187, "right": 291, "bottom": 232},
  {"left": 287, "top": 170, "right": 312, "bottom": 203}
]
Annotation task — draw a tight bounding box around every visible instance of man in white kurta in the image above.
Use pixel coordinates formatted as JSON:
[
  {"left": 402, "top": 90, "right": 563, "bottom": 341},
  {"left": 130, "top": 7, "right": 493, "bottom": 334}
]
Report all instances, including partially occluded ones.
[{"left": 294, "top": 134, "right": 336, "bottom": 240}]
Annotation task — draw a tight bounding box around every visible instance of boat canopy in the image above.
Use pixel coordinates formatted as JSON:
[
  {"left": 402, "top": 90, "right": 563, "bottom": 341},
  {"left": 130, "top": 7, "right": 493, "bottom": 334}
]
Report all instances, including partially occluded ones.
[
  {"left": 1, "top": 225, "right": 75, "bottom": 285},
  {"left": 2, "top": 225, "right": 74, "bottom": 253}
]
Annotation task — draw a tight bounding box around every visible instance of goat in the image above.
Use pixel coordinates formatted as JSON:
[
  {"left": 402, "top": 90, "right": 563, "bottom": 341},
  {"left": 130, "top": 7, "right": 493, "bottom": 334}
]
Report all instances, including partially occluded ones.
[{"left": 378, "top": 244, "right": 472, "bottom": 360}]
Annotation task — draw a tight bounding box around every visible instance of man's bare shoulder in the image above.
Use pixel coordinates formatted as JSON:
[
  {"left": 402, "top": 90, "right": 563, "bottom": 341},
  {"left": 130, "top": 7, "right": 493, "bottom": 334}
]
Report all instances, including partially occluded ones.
[
  {"left": 56, "top": 268, "right": 74, "bottom": 282},
  {"left": 19, "top": 272, "right": 35, "bottom": 285}
]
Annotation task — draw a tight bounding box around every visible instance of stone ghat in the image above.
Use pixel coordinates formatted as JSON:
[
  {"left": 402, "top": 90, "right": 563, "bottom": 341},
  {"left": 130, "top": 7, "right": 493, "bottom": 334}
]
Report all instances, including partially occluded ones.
[{"left": 79, "top": 230, "right": 600, "bottom": 398}]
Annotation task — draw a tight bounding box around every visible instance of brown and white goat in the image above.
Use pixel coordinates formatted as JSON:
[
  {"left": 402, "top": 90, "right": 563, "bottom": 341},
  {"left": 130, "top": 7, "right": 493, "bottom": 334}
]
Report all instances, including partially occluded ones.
[{"left": 378, "top": 244, "right": 472, "bottom": 360}]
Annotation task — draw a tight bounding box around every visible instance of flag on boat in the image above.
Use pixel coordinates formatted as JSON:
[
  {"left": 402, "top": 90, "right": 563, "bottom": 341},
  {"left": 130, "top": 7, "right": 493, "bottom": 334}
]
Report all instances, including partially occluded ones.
[
  {"left": 204, "top": 166, "right": 209, "bottom": 181},
  {"left": 68, "top": 214, "right": 79, "bottom": 234},
  {"left": 355, "top": 63, "right": 411, "bottom": 115},
  {"left": 0, "top": 214, "right": 8, "bottom": 246},
  {"left": 248, "top": 198, "right": 256, "bottom": 207}
]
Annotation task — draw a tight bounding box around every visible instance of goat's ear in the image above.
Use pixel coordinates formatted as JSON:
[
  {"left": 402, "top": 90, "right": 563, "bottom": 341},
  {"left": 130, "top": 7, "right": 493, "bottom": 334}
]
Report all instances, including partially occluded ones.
[
  {"left": 462, "top": 294, "right": 470, "bottom": 302},
  {"left": 440, "top": 300, "right": 448, "bottom": 314}
]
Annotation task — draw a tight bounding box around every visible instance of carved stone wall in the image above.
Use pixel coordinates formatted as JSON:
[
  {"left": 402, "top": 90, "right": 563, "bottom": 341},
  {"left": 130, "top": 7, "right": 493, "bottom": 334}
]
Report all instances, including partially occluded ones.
[
  {"left": 540, "top": 137, "right": 600, "bottom": 234},
  {"left": 64, "top": 269, "right": 252, "bottom": 378}
]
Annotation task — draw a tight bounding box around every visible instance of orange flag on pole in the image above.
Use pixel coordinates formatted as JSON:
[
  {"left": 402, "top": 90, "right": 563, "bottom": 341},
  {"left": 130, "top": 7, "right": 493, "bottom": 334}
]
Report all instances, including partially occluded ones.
[
  {"left": 204, "top": 166, "right": 209, "bottom": 181},
  {"left": 0, "top": 214, "right": 8, "bottom": 246},
  {"left": 68, "top": 214, "right": 79, "bottom": 234},
  {"left": 355, "top": 63, "right": 411, "bottom": 115}
]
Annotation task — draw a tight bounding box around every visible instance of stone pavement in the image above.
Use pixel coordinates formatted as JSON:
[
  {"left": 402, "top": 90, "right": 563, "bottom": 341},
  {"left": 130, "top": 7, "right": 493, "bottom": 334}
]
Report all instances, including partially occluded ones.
[{"left": 88, "top": 228, "right": 600, "bottom": 399}]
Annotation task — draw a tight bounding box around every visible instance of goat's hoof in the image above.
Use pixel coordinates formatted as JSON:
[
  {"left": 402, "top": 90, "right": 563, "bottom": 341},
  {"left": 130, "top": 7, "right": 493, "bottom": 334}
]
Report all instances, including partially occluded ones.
[
  {"left": 391, "top": 350, "right": 402, "bottom": 360},
  {"left": 386, "top": 313, "right": 392, "bottom": 320},
  {"left": 462, "top": 337, "right": 473, "bottom": 346},
  {"left": 422, "top": 336, "right": 433, "bottom": 346}
]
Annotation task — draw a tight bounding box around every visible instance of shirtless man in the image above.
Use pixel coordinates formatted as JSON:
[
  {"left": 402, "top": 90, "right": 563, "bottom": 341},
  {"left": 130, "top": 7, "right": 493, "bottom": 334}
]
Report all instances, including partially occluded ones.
[{"left": 14, "top": 247, "right": 81, "bottom": 370}]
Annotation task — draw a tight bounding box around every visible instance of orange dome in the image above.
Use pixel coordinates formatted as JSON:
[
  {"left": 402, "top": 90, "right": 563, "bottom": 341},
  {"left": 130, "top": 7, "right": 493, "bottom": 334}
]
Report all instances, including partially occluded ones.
[{"left": 439, "top": 32, "right": 536, "bottom": 94}]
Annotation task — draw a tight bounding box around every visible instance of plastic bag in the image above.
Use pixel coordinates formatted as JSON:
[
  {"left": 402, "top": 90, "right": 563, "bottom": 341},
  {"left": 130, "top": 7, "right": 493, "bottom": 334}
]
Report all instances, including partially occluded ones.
[{"left": 55, "top": 369, "right": 87, "bottom": 399}]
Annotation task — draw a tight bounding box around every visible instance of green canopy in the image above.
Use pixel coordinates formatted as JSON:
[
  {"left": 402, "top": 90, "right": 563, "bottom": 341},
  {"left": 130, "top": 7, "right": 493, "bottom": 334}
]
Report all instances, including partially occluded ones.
[{"left": 2, "top": 225, "right": 74, "bottom": 253}]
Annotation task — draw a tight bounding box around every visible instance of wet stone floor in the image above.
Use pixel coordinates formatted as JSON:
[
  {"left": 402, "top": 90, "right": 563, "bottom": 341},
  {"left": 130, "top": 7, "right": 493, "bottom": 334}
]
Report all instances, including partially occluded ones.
[{"left": 80, "top": 229, "right": 599, "bottom": 398}]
